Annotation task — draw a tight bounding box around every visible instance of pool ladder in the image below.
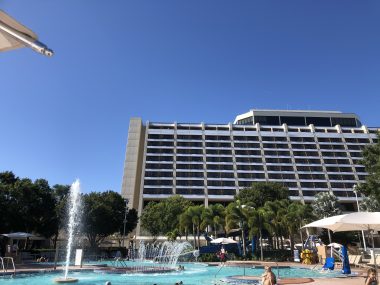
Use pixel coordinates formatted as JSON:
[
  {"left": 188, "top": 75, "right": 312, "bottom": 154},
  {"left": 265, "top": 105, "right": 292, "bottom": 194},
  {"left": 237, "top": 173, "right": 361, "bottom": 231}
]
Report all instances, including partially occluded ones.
[
  {"left": 0, "top": 257, "right": 16, "bottom": 276},
  {"left": 213, "top": 262, "right": 226, "bottom": 284}
]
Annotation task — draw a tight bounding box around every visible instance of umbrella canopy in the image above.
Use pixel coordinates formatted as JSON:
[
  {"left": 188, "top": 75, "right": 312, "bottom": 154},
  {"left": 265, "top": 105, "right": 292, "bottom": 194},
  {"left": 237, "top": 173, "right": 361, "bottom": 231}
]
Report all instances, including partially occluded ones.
[
  {"left": 1, "top": 232, "right": 35, "bottom": 239},
  {"left": 327, "top": 242, "right": 342, "bottom": 248},
  {"left": 210, "top": 237, "right": 238, "bottom": 244},
  {"left": 0, "top": 9, "right": 53, "bottom": 56},
  {"left": 303, "top": 212, "right": 380, "bottom": 274},
  {"left": 303, "top": 212, "right": 380, "bottom": 232}
]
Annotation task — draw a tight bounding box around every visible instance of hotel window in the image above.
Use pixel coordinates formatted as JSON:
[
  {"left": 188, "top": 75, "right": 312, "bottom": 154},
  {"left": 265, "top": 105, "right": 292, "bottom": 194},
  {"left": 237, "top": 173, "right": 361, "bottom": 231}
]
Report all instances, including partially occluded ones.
[
  {"left": 176, "top": 189, "right": 204, "bottom": 195},
  {"left": 306, "top": 117, "right": 331, "bottom": 127},
  {"left": 254, "top": 116, "right": 280, "bottom": 126}
]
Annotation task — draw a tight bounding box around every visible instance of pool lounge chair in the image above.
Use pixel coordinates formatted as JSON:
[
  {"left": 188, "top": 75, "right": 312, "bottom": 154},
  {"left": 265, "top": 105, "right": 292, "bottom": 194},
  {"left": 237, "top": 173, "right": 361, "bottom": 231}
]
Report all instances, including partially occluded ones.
[
  {"left": 353, "top": 255, "right": 367, "bottom": 268},
  {"left": 367, "top": 255, "right": 380, "bottom": 267},
  {"left": 348, "top": 255, "right": 358, "bottom": 266}
]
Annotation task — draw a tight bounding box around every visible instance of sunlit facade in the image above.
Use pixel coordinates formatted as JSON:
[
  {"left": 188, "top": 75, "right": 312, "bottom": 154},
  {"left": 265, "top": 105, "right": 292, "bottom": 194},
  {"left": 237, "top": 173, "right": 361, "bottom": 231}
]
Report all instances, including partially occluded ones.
[{"left": 121, "top": 110, "right": 379, "bottom": 219}]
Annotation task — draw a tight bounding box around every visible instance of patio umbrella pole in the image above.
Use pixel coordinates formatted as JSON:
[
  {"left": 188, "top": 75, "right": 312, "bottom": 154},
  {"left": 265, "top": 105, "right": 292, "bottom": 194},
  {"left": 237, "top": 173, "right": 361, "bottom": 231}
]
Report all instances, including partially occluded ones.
[{"left": 370, "top": 229, "right": 377, "bottom": 278}]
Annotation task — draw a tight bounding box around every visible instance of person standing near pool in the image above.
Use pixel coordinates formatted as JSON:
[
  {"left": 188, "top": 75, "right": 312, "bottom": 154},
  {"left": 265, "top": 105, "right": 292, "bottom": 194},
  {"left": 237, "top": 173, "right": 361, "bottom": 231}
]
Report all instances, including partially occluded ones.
[{"left": 261, "top": 266, "right": 276, "bottom": 285}]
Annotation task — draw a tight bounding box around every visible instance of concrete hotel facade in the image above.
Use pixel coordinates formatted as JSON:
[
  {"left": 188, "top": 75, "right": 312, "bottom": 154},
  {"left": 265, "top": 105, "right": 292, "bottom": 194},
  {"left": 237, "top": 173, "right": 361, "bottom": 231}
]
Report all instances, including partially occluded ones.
[{"left": 121, "top": 110, "right": 379, "bottom": 234}]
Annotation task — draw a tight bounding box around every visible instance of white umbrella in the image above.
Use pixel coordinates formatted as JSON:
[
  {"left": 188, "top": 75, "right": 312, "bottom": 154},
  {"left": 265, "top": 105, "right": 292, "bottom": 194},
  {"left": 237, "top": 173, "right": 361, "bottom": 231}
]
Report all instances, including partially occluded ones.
[
  {"left": 1, "top": 232, "right": 35, "bottom": 239},
  {"left": 210, "top": 237, "right": 238, "bottom": 244},
  {"left": 302, "top": 214, "right": 347, "bottom": 231},
  {"left": 303, "top": 212, "right": 380, "bottom": 272},
  {"left": 327, "top": 242, "right": 342, "bottom": 248}
]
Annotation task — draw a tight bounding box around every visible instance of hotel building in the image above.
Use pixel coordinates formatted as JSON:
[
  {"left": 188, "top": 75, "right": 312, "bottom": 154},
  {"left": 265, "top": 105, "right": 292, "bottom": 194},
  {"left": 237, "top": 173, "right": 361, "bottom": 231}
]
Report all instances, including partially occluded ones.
[{"left": 121, "top": 110, "right": 378, "bottom": 227}]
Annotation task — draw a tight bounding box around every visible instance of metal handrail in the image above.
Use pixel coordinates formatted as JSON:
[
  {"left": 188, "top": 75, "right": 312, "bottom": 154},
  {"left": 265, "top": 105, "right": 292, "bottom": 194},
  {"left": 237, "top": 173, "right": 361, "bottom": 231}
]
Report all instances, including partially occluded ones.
[
  {"left": 275, "top": 261, "right": 280, "bottom": 280},
  {"left": 0, "top": 257, "right": 4, "bottom": 273},
  {"left": 214, "top": 262, "right": 225, "bottom": 281},
  {"left": 0, "top": 257, "right": 16, "bottom": 275}
]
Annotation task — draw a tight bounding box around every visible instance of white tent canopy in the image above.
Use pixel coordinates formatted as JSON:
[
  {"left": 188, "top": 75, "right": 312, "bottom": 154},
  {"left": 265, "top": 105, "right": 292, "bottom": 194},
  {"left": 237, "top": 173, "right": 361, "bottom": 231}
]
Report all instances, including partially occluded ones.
[{"left": 210, "top": 237, "right": 238, "bottom": 244}]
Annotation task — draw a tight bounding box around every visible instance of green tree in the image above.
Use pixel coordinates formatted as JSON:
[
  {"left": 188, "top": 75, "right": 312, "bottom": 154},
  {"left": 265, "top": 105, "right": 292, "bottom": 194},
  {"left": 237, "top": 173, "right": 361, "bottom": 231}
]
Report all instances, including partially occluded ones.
[
  {"left": 226, "top": 201, "right": 254, "bottom": 256},
  {"left": 201, "top": 204, "right": 226, "bottom": 238},
  {"left": 51, "top": 184, "right": 70, "bottom": 248},
  {"left": 82, "top": 191, "right": 129, "bottom": 248},
  {"left": 186, "top": 205, "right": 204, "bottom": 249},
  {"left": 140, "top": 195, "right": 192, "bottom": 238},
  {"left": 247, "top": 207, "right": 270, "bottom": 261},
  {"left": 122, "top": 208, "right": 138, "bottom": 236},
  {"left": 263, "top": 200, "right": 289, "bottom": 249},
  {"left": 312, "top": 192, "right": 342, "bottom": 243},
  {"left": 360, "top": 195, "right": 380, "bottom": 212},
  {"left": 358, "top": 133, "right": 380, "bottom": 201},
  {"left": 162, "top": 195, "right": 193, "bottom": 234},
  {"left": 140, "top": 202, "right": 164, "bottom": 238},
  {"left": 0, "top": 171, "right": 15, "bottom": 233},
  {"left": 1, "top": 174, "right": 57, "bottom": 238},
  {"left": 178, "top": 209, "right": 193, "bottom": 241},
  {"left": 282, "top": 202, "right": 315, "bottom": 253},
  {"left": 236, "top": 182, "right": 289, "bottom": 208}
]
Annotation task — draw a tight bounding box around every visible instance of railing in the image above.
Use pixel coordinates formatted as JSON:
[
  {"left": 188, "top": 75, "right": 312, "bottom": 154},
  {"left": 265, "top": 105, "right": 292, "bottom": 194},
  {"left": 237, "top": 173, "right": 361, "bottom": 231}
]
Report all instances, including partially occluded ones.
[
  {"left": 332, "top": 248, "right": 343, "bottom": 262},
  {"left": 0, "top": 257, "right": 16, "bottom": 275},
  {"left": 214, "top": 262, "right": 225, "bottom": 281},
  {"left": 275, "top": 262, "right": 280, "bottom": 280}
]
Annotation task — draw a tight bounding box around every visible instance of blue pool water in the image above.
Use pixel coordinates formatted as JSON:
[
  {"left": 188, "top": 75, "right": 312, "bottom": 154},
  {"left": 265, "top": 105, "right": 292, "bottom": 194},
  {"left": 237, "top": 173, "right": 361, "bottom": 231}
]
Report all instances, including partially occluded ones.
[{"left": 0, "top": 262, "right": 343, "bottom": 285}]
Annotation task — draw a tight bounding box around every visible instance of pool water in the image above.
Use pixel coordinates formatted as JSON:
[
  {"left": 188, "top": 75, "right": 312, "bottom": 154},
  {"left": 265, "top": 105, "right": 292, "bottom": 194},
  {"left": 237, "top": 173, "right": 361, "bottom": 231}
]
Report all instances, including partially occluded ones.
[{"left": 0, "top": 263, "right": 343, "bottom": 285}]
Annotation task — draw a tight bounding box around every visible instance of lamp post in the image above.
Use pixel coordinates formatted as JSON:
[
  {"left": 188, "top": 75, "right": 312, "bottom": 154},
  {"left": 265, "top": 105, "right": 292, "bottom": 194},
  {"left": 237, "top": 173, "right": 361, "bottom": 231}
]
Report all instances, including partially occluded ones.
[
  {"left": 353, "top": 185, "right": 367, "bottom": 252},
  {"left": 122, "top": 198, "right": 129, "bottom": 248}
]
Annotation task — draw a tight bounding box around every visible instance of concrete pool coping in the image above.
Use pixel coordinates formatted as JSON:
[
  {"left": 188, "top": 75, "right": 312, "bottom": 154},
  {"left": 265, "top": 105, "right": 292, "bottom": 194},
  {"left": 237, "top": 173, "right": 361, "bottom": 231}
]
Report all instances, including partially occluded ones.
[{"left": 3, "top": 261, "right": 367, "bottom": 285}]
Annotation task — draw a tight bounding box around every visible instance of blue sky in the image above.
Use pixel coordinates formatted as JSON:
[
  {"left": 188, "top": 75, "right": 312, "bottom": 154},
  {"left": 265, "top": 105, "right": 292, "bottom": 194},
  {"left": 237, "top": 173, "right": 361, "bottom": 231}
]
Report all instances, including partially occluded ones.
[{"left": 0, "top": 1, "right": 379, "bottom": 193}]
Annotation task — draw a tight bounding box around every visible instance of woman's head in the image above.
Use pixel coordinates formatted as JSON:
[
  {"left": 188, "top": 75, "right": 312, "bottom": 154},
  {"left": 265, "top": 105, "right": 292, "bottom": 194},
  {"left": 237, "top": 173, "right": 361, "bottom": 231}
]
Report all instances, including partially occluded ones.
[{"left": 367, "top": 268, "right": 377, "bottom": 279}]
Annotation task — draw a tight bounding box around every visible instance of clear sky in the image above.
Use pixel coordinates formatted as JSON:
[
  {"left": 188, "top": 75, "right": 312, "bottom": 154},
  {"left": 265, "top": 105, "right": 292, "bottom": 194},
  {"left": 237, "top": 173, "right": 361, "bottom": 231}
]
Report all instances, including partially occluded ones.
[{"left": 0, "top": 1, "right": 379, "bottom": 193}]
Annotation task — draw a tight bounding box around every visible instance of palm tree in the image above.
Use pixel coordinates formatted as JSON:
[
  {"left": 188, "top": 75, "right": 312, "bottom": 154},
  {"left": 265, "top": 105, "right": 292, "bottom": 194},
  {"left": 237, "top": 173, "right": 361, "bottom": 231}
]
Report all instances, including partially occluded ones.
[
  {"left": 263, "top": 201, "right": 280, "bottom": 249},
  {"left": 280, "top": 202, "right": 302, "bottom": 254},
  {"left": 179, "top": 210, "right": 193, "bottom": 241},
  {"left": 247, "top": 206, "right": 269, "bottom": 261},
  {"left": 226, "top": 200, "right": 253, "bottom": 256},
  {"left": 283, "top": 202, "right": 314, "bottom": 250},
  {"left": 201, "top": 204, "right": 226, "bottom": 238},
  {"left": 186, "top": 205, "right": 204, "bottom": 249}
]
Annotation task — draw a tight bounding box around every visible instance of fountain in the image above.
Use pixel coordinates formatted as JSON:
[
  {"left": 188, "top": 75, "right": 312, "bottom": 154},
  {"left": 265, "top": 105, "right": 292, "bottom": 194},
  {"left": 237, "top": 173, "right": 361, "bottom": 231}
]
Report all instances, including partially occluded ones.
[
  {"left": 96, "top": 240, "right": 194, "bottom": 275},
  {"left": 55, "top": 179, "right": 82, "bottom": 283}
]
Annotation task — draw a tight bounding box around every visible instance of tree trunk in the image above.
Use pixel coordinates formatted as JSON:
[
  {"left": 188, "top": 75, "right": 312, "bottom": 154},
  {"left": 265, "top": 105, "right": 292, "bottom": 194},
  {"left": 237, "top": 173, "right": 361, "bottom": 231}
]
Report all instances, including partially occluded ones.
[
  {"left": 197, "top": 225, "right": 200, "bottom": 249},
  {"left": 192, "top": 224, "right": 196, "bottom": 249},
  {"left": 52, "top": 233, "right": 58, "bottom": 250},
  {"left": 299, "top": 225, "right": 304, "bottom": 250},
  {"left": 242, "top": 229, "right": 246, "bottom": 257},
  {"left": 289, "top": 234, "right": 295, "bottom": 261},
  {"left": 260, "top": 229, "right": 264, "bottom": 261}
]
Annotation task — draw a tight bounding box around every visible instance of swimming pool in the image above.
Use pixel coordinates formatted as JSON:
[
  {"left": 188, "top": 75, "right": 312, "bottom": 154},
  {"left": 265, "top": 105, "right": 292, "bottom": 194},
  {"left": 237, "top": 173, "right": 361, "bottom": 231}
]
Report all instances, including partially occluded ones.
[{"left": 0, "top": 263, "right": 343, "bottom": 285}]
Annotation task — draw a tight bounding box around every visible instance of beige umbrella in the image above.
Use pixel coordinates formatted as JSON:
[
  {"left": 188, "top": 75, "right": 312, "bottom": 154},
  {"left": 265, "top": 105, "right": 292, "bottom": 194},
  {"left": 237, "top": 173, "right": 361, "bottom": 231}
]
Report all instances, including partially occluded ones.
[
  {"left": 0, "top": 9, "right": 53, "bottom": 56},
  {"left": 303, "top": 212, "right": 380, "bottom": 273}
]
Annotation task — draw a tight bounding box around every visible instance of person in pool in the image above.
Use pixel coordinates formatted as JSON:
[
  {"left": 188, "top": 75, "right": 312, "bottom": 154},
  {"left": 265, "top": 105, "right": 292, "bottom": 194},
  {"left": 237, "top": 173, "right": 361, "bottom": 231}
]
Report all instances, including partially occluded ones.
[
  {"left": 365, "top": 268, "right": 378, "bottom": 285},
  {"left": 261, "top": 266, "right": 276, "bottom": 285}
]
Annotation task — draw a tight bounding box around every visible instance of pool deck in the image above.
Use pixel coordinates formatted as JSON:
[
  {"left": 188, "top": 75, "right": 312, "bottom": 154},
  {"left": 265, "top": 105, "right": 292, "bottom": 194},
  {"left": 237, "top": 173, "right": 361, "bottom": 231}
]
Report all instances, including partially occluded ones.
[{"left": 5, "top": 261, "right": 367, "bottom": 285}]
